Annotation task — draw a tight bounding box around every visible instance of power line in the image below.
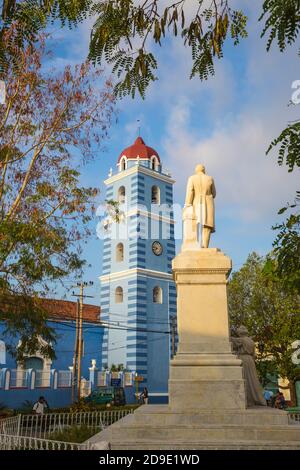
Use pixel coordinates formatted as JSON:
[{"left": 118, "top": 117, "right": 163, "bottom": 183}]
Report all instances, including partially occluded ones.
[
  {"left": 55, "top": 333, "right": 172, "bottom": 355},
  {"left": 49, "top": 318, "right": 170, "bottom": 335}
]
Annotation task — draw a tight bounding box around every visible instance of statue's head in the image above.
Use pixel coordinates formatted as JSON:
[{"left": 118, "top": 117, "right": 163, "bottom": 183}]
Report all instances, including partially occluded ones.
[
  {"left": 237, "top": 325, "right": 249, "bottom": 337},
  {"left": 195, "top": 164, "right": 205, "bottom": 174}
]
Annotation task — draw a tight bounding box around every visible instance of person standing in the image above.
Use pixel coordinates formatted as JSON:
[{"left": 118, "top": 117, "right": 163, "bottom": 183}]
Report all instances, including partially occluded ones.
[
  {"left": 275, "top": 392, "right": 286, "bottom": 410},
  {"left": 263, "top": 389, "right": 273, "bottom": 406},
  {"left": 141, "top": 387, "right": 149, "bottom": 405},
  {"left": 33, "top": 396, "right": 49, "bottom": 415}
]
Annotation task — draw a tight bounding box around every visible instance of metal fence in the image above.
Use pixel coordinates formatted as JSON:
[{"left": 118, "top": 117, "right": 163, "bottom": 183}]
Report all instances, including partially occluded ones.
[
  {"left": 0, "top": 433, "right": 92, "bottom": 450},
  {"left": 0, "top": 409, "right": 134, "bottom": 449},
  {"left": 17, "top": 410, "right": 133, "bottom": 439},
  {"left": 0, "top": 415, "right": 21, "bottom": 436}
]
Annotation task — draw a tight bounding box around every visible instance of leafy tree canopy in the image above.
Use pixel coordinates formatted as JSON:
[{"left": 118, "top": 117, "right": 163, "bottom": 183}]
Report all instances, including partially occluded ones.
[
  {"left": 0, "top": 27, "right": 114, "bottom": 360},
  {"left": 228, "top": 252, "right": 300, "bottom": 401},
  {"left": 1, "top": 1, "right": 300, "bottom": 99}
]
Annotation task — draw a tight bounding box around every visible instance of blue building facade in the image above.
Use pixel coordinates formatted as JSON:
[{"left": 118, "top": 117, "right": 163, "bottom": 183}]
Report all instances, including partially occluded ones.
[
  {"left": 0, "top": 300, "right": 104, "bottom": 409},
  {"left": 100, "top": 137, "right": 177, "bottom": 402}
]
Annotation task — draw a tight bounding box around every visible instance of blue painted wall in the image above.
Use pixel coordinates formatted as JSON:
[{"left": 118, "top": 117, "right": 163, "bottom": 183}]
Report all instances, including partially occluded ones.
[
  {"left": 0, "top": 320, "right": 104, "bottom": 372},
  {"left": 0, "top": 387, "right": 72, "bottom": 409},
  {"left": 0, "top": 319, "right": 104, "bottom": 409}
]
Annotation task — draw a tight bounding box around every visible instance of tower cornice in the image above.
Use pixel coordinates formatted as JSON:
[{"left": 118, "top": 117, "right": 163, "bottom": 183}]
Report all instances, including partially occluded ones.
[
  {"left": 100, "top": 268, "right": 174, "bottom": 283},
  {"left": 104, "top": 165, "right": 175, "bottom": 186}
]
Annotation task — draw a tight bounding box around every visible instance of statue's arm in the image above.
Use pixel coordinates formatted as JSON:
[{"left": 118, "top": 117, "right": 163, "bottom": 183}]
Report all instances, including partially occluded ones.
[
  {"left": 231, "top": 337, "right": 240, "bottom": 345},
  {"left": 230, "top": 336, "right": 242, "bottom": 352},
  {"left": 184, "top": 177, "right": 195, "bottom": 206}
]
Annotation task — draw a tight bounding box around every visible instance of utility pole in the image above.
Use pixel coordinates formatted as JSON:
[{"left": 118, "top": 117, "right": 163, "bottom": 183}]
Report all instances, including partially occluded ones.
[
  {"left": 77, "top": 283, "right": 84, "bottom": 401},
  {"left": 71, "top": 299, "right": 80, "bottom": 403},
  {"left": 72, "top": 281, "right": 94, "bottom": 401}
]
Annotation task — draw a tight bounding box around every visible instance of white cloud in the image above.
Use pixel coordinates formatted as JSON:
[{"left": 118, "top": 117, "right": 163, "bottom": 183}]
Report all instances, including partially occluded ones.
[
  {"left": 153, "top": 0, "right": 299, "bottom": 229},
  {"left": 163, "top": 99, "right": 299, "bottom": 225}
]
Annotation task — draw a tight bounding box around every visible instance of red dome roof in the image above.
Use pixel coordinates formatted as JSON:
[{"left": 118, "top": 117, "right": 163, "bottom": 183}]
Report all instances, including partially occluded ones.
[{"left": 118, "top": 136, "right": 160, "bottom": 162}]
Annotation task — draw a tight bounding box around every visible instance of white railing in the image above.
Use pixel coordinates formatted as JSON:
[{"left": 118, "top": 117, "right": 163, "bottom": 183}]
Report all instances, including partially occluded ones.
[
  {"left": 9, "top": 369, "right": 27, "bottom": 388},
  {"left": 0, "top": 415, "right": 21, "bottom": 436},
  {"left": 35, "top": 370, "right": 51, "bottom": 388},
  {"left": 18, "top": 410, "right": 134, "bottom": 439},
  {"left": 0, "top": 410, "right": 134, "bottom": 450},
  {"left": 0, "top": 433, "right": 93, "bottom": 450},
  {"left": 57, "top": 370, "right": 72, "bottom": 388},
  {"left": 288, "top": 412, "right": 300, "bottom": 424}
]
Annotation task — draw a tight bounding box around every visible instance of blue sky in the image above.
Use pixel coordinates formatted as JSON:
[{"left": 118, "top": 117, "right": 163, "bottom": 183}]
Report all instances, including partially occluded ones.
[{"left": 46, "top": 1, "right": 299, "bottom": 304}]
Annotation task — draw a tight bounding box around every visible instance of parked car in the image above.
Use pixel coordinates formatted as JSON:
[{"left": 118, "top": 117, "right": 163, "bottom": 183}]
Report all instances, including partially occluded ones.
[{"left": 84, "top": 387, "right": 126, "bottom": 406}]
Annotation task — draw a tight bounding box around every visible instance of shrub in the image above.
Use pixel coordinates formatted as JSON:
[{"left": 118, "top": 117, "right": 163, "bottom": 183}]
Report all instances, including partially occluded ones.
[{"left": 49, "top": 425, "right": 98, "bottom": 443}]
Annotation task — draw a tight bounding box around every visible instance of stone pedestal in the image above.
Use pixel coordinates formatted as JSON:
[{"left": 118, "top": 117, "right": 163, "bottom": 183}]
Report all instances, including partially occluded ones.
[
  {"left": 91, "top": 246, "right": 300, "bottom": 450},
  {"left": 169, "top": 248, "right": 246, "bottom": 410}
]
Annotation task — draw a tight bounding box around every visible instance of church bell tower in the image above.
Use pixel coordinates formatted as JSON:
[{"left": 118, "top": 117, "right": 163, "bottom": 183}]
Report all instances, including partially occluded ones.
[{"left": 99, "top": 137, "right": 176, "bottom": 402}]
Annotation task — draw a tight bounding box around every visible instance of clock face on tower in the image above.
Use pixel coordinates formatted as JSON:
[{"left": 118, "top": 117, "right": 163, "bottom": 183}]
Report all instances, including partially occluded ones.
[{"left": 152, "top": 241, "right": 163, "bottom": 256}]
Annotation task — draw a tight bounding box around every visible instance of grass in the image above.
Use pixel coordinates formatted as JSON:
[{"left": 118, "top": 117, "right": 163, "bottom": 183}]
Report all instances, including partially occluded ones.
[
  {"left": 48, "top": 403, "right": 140, "bottom": 413},
  {"left": 49, "top": 425, "right": 99, "bottom": 443},
  {"left": 9, "top": 402, "right": 140, "bottom": 416}
]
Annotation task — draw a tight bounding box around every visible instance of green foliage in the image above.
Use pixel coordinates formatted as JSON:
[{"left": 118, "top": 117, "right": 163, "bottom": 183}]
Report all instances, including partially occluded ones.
[
  {"left": 88, "top": 0, "right": 248, "bottom": 98},
  {"left": 0, "top": 402, "right": 14, "bottom": 417},
  {"left": 266, "top": 122, "right": 300, "bottom": 294},
  {"left": 49, "top": 424, "right": 98, "bottom": 443},
  {"left": 21, "top": 399, "right": 34, "bottom": 412},
  {"left": 267, "top": 121, "right": 300, "bottom": 172},
  {"left": 0, "top": 1, "right": 92, "bottom": 76},
  {"left": 69, "top": 398, "right": 91, "bottom": 413},
  {"left": 110, "top": 363, "right": 124, "bottom": 372},
  {"left": 269, "top": 209, "right": 300, "bottom": 293},
  {"left": 256, "top": 359, "right": 278, "bottom": 389},
  {"left": 259, "top": 0, "right": 300, "bottom": 52},
  {"left": 0, "top": 29, "right": 114, "bottom": 359},
  {"left": 68, "top": 399, "right": 138, "bottom": 413},
  {"left": 2, "top": 295, "right": 57, "bottom": 362},
  {"left": 261, "top": 3, "right": 300, "bottom": 299},
  {"left": 2, "top": 1, "right": 300, "bottom": 101},
  {"left": 228, "top": 253, "right": 300, "bottom": 386}
]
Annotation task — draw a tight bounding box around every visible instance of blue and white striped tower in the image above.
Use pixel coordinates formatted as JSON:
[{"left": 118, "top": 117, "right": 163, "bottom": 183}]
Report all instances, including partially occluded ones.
[{"left": 99, "top": 137, "right": 177, "bottom": 402}]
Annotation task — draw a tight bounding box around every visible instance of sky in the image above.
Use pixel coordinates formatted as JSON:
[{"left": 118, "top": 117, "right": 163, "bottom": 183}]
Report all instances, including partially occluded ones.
[{"left": 46, "top": 0, "right": 299, "bottom": 304}]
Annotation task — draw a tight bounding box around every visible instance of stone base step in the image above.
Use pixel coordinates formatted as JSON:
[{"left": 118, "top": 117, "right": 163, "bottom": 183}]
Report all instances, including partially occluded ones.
[
  {"left": 110, "top": 440, "right": 300, "bottom": 450},
  {"left": 86, "top": 406, "right": 300, "bottom": 451},
  {"left": 111, "top": 423, "right": 300, "bottom": 443},
  {"left": 132, "top": 405, "right": 289, "bottom": 426}
]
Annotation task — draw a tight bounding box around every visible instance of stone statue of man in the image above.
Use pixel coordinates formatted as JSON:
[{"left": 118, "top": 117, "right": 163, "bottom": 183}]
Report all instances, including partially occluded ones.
[{"left": 184, "top": 164, "right": 216, "bottom": 248}]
